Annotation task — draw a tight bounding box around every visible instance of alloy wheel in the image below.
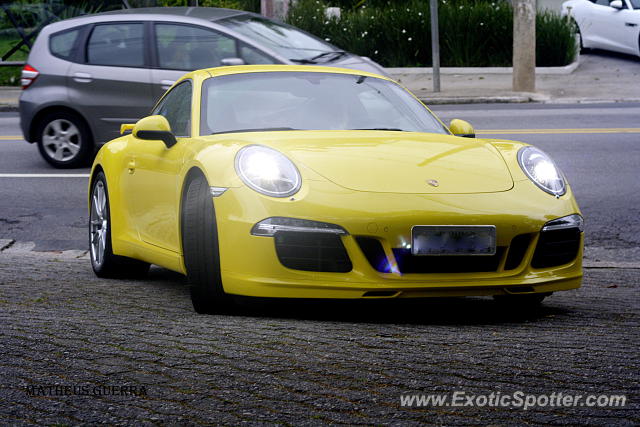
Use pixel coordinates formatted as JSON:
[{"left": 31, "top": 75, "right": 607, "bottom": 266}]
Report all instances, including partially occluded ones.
[
  {"left": 42, "top": 119, "right": 81, "bottom": 162},
  {"left": 90, "top": 181, "right": 108, "bottom": 267}
]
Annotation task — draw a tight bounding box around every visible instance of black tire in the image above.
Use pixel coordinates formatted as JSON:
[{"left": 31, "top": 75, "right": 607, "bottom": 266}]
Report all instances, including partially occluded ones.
[
  {"left": 493, "top": 293, "right": 548, "bottom": 308},
  {"left": 90, "top": 172, "right": 150, "bottom": 278},
  {"left": 36, "top": 111, "right": 93, "bottom": 168},
  {"left": 573, "top": 20, "right": 590, "bottom": 54},
  {"left": 182, "top": 175, "right": 233, "bottom": 314}
]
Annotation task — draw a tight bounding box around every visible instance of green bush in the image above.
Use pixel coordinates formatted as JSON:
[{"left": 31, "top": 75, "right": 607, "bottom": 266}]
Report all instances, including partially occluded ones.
[
  {"left": 287, "top": 0, "right": 576, "bottom": 67},
  {"left": 144, "top": 0, "right": 260, "bottom": 11}
]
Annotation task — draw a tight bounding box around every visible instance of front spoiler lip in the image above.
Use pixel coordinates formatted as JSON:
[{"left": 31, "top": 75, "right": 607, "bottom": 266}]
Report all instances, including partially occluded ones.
[{"left": 221, "top": 270, "right": 582, "bottom": 299}]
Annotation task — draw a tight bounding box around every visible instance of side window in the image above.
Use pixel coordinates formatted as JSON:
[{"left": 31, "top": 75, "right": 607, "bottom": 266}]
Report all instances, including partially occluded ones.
[
  {"left": 155, "top": 24, "right": 236, "bottom": 70},
  {"left": 240, "top": 45, "right": 276, "bottom": 65},
  {"left": 50, "top": 28, "right": 81, "bottom": 59},
  {"left": 152, "top": 81, "right": 192, "bottom": 137},
  {"left": 87, "top": 23, "right": 144, "bottom": 67}
]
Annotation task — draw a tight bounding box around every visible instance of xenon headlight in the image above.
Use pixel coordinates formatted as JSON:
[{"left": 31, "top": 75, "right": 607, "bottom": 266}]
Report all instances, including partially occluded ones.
[
  {"left": 517, "top": 146, "right": 566, "bottom": 197},
  {"left": 235, "top": 145, "right": 301, "bottom": 198}
]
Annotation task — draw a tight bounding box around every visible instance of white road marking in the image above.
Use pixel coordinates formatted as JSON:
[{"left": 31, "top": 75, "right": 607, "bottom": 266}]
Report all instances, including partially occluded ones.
[{"left": 0, "top": 173, "right": 89, "bottom": 178}]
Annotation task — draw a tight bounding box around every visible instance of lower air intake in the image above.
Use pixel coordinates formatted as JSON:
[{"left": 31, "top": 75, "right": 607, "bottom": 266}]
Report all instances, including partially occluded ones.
[
  {"left": 392, "top": 247, "right": 505, "bottom": 274},
  {"left": 274, "top": 231, "right": 352, "bottom": 272},
  {"left": 531, "top": 228, "right": 581, "bottom": 268}
]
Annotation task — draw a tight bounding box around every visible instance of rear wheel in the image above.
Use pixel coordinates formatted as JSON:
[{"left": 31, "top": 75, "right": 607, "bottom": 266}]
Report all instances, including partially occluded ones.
[
  {"left": 37, "top": 111, "right": 93, "bottom": 168},
  {"left": 90, "top": 172, "right": 150, "bottom": 278},
  {"left": 182, "top": 175, "right": 233, "bottom": 314}
]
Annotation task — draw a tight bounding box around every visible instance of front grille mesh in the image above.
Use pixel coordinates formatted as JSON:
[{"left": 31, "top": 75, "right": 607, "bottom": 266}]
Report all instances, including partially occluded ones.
[
  {"left": 531, "top": 228, "right": 581, "bottom": 268},
  {"left": 391, "top": 247, "right": 506, "bottom": 274},
  {"left": 504, "top": 234, "right": 532, "bottom": 270},
  {"left": 272, "top": 226, "right": 580, "bottom": 274},
  {"left": 274, "top": 231, "right": 352, "bottom": 272},
  {"left": 355, "top": 237, "right": 391, "bottom": 273}
]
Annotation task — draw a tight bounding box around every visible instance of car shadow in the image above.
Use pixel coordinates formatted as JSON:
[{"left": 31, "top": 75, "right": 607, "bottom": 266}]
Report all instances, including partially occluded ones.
[
  {"left": 231, "top": 296, "right": 570, "bottom": 326},
  {"left": 582, "top": 49, "right": 640, "bottom": 63},
  {"left": 141, "top": 266, "right": 571, "bottom": 325}
]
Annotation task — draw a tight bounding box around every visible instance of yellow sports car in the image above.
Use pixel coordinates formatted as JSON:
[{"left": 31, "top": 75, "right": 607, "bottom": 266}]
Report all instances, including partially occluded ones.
[{"left": 89, "top": 65, "right": 583, "bottom": 313}]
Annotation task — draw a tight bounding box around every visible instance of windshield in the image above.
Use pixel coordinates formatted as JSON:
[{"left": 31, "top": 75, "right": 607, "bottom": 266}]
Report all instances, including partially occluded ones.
[
  {"left": 200, "top": 72, "right": 449, "bottom": 136},
  {"left": 218, "top": 15, "right": 341, "bottom": 62},
  {"left": 630, "top": 0, "right": 639, "bottom": 8}
]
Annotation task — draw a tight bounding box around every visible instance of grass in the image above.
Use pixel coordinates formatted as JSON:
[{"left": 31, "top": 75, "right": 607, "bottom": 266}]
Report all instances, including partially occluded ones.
[
  {"left": 0, "top": 34, "right": 28, "bottom": 86},
  {"left": 287, "top": 0, "right": 577, "bottom": 67}
]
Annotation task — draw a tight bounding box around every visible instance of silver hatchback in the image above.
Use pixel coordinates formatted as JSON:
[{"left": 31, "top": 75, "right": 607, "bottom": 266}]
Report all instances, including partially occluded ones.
[{"left": 19, "top": 7, "right": 386, "bottom": 168}]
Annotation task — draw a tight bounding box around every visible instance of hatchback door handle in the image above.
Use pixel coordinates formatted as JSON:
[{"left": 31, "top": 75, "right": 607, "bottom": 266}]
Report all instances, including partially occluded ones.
[
  {"left": 73, "top": 72, "right": 93, "bottom": 83},
  {"left": 160, "top": 79, "right": 175, "bottom": 90},
  {"left": 625, "top": 22, "right": 637, "bottom": 27},
  {"left": 127, "top": 160, "right": 136, "bottom": 174}
]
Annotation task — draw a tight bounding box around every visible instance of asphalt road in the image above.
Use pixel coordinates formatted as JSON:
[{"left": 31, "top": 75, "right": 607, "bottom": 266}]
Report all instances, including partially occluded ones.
[
  {"left": 0, "top": 104, "right": 638, "bottom": 424},
  {"left": 1, "top": 103, "right": 639, "bottom": 262}
]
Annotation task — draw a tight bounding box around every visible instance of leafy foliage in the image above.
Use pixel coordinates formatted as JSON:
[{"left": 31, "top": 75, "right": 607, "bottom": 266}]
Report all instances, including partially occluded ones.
[{"left": 287, "top": 0, "right": 577, "bottom": 67}]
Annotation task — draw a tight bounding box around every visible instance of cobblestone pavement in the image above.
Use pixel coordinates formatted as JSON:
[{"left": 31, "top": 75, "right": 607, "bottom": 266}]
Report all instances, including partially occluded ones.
[{"left": 0, "top": 251, "right": 638, "bottom": 425}]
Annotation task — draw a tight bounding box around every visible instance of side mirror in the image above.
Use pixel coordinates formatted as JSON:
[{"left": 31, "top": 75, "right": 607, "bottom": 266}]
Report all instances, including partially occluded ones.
[
  {"left": 610, "top": 0, "right": 624, "bottom": 9},
  {"left": 449, "top": 119, "right": 475, "bottom": 138},
  {"left": 220, "top": 57, "right": 245, "bottom": 66},
  {"left": 120, "top": 123, "right": 134, "bottom": 135},
  {"left": 133, "top": 115, "right": 177, "bottom": 148}
]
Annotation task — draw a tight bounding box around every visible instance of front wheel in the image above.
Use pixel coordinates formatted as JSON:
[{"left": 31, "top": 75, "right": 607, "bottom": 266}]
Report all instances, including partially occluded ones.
[
  {"left": 182, "top": 175, "right": 233, "bottom": 314},
  {"left": 90, "top": 172, "right": 150, "bottom": 278},
  {"left": 37, "top": 112, "right": 93, "bottom": 168},
  {"left": 572, "top": 20, "right": 590, "bottom": 54}
]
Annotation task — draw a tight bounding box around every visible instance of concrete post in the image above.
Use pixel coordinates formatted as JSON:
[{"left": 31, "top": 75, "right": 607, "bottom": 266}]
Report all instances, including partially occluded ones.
[
  {"left": 512, "top": 0, "right": 536, "bottom": 92},
  {"left": 261, "top": 0, "right": 291, "bottom": 19},
  {"left": 430, "top": 0, "right": 441, "bottom": 92}
]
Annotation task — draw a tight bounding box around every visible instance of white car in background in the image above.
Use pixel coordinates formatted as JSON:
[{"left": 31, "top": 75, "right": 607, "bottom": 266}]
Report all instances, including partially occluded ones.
[{"left": 562, "top": 0, "right": 640, "bottom": 57}]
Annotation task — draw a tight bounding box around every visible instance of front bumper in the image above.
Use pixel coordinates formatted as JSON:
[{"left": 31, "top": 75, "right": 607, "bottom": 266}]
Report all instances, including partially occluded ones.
[{"left": 213, "top": 179, "right": 582, "bottom": 299}]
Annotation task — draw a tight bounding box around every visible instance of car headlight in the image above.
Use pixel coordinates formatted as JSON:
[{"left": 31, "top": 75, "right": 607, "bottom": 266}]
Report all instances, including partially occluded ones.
[
  {"left": 517, "top": 146, "right": 566, "bottom": 197},
  {"left": 235, "top": 145, "right": 301, "bottom": 197}
]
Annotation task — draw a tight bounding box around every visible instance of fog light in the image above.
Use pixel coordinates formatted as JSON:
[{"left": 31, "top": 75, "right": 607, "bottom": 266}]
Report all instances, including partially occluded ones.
[{"left": 251, "top": 217, "right": 348, "bottom": 237}]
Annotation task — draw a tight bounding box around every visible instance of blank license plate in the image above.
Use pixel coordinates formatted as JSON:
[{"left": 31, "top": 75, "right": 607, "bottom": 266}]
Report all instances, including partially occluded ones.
[{"left": 411, "top": 225, "right": 496, "bottom": 256}]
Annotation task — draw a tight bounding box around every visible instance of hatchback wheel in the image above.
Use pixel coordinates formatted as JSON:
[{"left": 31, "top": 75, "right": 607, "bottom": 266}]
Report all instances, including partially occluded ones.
[{"left": 37, "top": 112, "right": 92, "bottom": 168}]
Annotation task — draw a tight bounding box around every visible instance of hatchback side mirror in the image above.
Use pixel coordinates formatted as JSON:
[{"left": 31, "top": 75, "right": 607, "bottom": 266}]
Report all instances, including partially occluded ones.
[
  {"left": 610, "top": 0, "right": 624, "bottom": 8},
  {"left": 449, "top": 119, "right": 476, "bottom": 138},
  {"left": 133, "top": 115, "right": 177, "bottom": 148}
]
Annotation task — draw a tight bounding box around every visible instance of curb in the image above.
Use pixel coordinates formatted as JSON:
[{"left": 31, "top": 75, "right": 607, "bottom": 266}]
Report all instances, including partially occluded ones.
[
  {"left": 419, "top": 96, "right": 533, "bottom": 105},
  {"left": 386, "top": 60, "right": 580, "bottom": 76}
]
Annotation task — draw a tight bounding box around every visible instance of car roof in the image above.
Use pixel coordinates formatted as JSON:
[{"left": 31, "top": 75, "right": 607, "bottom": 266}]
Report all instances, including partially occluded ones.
[
  {"left": 94, "top": 6, "right": 251, "bottom": 22},
  {"left": 43, "top": 6, "right": 256, "bottom": 31}
]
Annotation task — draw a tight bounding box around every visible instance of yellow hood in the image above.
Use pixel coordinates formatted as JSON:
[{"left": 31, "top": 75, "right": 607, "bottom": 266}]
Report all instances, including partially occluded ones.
[{"left": 213, "top": 131, "right": 514, "bottom": 194}]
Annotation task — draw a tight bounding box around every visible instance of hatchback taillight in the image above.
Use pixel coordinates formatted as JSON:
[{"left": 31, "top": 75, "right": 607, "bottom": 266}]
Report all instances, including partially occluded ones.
[{"left": 21, "top": 64, "right": 39, "bottom": 90}]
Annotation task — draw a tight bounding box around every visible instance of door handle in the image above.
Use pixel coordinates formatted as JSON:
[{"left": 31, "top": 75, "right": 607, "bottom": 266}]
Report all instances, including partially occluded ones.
[
  {"left": 625, "top": 22, "right": 637, "bottom": 27},
  {"left": 127, "top": 159, "right": 136, "bottom": 174},
  {"left": 72, "top": 72, "right": 93, "bottom": 83},
  {"left": 160, "top": 79, "right": 175, "bottom": 90}
]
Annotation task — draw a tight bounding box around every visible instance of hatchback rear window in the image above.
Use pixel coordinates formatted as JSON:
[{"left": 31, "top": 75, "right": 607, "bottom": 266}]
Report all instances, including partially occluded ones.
[{"left": 50, "top": 28, "right": 81, "bottom": 60}]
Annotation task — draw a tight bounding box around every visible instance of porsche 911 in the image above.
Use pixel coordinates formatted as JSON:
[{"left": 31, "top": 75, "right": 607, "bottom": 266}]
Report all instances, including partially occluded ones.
[{"left": 89, "top": 65, "right": 583, "bottom": 313}]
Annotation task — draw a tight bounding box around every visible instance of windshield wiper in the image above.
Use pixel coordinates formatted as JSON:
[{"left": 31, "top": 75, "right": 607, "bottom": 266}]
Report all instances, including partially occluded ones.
[
  {"left": 352, "top": 128, "right": 406, "bottom": 131},
  {"left": 309, "top": 50, "right": 348, "bottom": 62},
  {"left": 290, "top": 58, "right": 317, "bottom": 64},
  {"left": 212, "top": 127, "right": 298, "bottom": 135},
  {"left": 290, "top": 51, "right": 347, "bottom": 64}
]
